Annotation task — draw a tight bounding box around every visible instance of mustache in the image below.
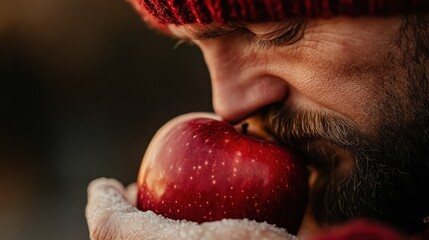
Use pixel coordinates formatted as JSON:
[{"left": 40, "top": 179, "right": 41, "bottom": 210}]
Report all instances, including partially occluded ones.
[
  {"left": 260, "top": 104, "right": 381, "bottom": 224},
  {"left": 260, "top": 104, "right": 427, "bottom": 233},
  {"left": 262, "top": 104, "right": 364, "bottom": 150}
]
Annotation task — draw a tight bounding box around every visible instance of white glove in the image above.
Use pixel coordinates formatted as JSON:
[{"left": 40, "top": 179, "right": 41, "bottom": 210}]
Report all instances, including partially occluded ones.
[{"left": 85, "top": 178, "right": 297, "bottom": 240}]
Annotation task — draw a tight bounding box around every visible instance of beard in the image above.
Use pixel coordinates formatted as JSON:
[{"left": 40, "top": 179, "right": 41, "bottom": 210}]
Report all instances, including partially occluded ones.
[
  {"left": 261, "top": 17, "right": 429, "bottom": 233},
  {"left": 263, "top": 103, "right": 428, "bottom": 234}
]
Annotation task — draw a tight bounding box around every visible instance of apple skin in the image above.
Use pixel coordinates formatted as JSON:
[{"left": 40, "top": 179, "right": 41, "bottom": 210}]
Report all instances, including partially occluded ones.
[{"left": 137, "top": 113, "right": 308, "bottom": 234}]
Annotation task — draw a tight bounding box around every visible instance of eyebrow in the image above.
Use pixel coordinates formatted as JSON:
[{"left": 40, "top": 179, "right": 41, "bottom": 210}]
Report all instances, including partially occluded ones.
[
  {"left": 170, "top": 23, "right": 242, "bottom": 41},
  {"left": 194, "top": 27, "right": 238, "bottom": 39}
]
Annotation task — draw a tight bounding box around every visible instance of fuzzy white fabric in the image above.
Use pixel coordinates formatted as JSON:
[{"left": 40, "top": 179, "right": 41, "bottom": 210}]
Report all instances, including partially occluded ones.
[{"left": 86, "top": 178, "right": 297, "bottom": 240}]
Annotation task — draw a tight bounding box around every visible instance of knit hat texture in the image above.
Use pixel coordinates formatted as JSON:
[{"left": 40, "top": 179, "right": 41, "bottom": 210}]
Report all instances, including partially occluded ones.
[{"left": 134, "top": 0, "right": 429, "bottom": 25}]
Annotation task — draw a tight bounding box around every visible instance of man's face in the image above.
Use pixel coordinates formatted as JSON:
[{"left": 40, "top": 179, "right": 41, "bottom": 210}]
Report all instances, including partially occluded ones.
[{"left": 168, "top": 16, "right": 429, "bottom": 235}]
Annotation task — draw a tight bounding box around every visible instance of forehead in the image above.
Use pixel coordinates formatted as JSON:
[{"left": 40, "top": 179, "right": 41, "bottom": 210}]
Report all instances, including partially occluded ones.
[
  {"left": 167, "top": 23, "right": 235, "bottom": 39},
  {"left": 167, "top": 21, "right": 300, "bottom": 40}
]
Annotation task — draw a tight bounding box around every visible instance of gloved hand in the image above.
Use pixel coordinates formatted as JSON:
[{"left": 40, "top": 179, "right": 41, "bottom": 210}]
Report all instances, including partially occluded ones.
[{"left": 85, "top": 178, "right": 297, "bottom": 240}]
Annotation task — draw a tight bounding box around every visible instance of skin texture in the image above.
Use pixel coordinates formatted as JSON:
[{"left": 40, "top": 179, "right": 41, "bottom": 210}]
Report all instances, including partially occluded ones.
[
  {"left": 168, "top": 16, "right": 429, "bottom": 236},
  {"left": 86, "top": 16, "right": 429, "bottom": 239},
  {"left": 168, "top": 17, "right": 398, "bottom": 129}
]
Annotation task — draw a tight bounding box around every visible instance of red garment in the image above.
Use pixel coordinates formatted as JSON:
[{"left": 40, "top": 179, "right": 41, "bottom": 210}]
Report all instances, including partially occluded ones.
[
  {"left": 310, "top": 219, "right": 429, "bottom": 240},
  {"left": 134, "top": 0, "right": 429, "bottom": 25}
]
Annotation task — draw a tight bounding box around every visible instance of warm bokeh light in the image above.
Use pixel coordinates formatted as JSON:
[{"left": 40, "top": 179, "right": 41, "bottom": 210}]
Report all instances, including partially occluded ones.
[{"left": 0, "top": 0, "right": 211, "bottom": 239}]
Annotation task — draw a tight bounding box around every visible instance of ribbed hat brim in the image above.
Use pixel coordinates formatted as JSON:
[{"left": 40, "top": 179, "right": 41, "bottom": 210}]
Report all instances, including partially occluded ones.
[{"left": 133, "top": 0, "right": 429, "bottom": 26}]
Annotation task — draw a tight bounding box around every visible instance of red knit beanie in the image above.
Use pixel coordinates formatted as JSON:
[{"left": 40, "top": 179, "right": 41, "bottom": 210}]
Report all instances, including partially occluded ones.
[{"left": 131, "top": 0, "right": 429, "bottom": 26}]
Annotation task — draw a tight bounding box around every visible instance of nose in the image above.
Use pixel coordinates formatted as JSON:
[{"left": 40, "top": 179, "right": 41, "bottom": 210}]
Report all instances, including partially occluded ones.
[{"left": 199, "top": 39, "right": 289, "bottom": 123}]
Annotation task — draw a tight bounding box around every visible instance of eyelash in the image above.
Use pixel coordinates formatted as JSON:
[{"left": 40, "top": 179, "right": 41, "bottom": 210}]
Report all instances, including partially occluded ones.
[
  {"left": 173, "top": 19, "right": 306, "bottom": 49},
  {"left": 256, "top": 19, "right": 306, "bottom": 48},
  {"left": 256, "top": 30, "right": 297, "bottom": 48}
]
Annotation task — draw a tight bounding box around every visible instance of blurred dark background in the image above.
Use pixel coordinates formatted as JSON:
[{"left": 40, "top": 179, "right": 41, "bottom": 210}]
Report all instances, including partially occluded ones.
[{"left": 0, "top": 0, "right": 211, "bottom": 239}]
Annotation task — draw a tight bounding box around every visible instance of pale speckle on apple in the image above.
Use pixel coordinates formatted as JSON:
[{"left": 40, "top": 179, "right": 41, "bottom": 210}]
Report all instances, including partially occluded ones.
[{"left": 137, "top": 115, "right": 308, "bottom": 233}]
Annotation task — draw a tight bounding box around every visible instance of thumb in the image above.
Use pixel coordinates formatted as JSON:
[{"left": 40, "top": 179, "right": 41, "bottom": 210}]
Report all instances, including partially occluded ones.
[{"left": 124, "top": 182, "right": 137, "bottom": 207}]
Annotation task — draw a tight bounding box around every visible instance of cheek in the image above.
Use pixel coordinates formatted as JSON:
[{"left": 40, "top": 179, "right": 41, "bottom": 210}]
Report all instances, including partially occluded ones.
[{"left": 272, "top": 42, "right": 384, "bottom": 131}]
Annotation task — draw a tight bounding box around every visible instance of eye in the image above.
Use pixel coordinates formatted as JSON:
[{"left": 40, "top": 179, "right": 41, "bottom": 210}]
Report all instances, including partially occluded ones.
[{"left": 256, "top": 19, "right": 306, "bottom": 48}]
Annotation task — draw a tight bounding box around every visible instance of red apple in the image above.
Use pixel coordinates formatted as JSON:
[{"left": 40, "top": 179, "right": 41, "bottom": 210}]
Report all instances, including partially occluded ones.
[{"left": 137, "top": 113, "right": 308, "bottom": 234}]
